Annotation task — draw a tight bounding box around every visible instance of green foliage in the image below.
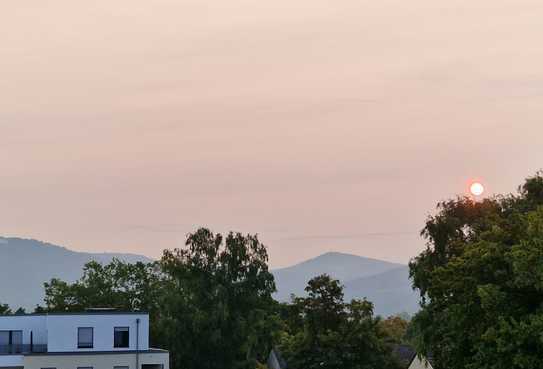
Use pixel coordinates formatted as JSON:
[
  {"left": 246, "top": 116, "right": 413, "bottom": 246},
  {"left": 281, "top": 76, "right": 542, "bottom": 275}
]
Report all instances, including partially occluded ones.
[
  {"left": 42, "top": 259, "right": 163, "bottom": 312},
  {"left": 42, "top": 228, "right": 279, "bottom": 369},
  {"left": 409, "top": 173, "right": 543, "bottom": 369},
  {"left": 0, "top": 302, "right": 12, "bottom": 315},
  {"left": 378, "top": 315, "right": 410, "bottom": 344},
  {"left": 0, "top": 303, "right": 26, "bottom": 315},
  {"left": 279, "top": 274, "right": 401, "bottom": 369},
  {"left": 41, "top": 258, "right": 165, "bottom": 347},
  {"left": 159, "top": 229, "right": 278, "bottom": 369}
]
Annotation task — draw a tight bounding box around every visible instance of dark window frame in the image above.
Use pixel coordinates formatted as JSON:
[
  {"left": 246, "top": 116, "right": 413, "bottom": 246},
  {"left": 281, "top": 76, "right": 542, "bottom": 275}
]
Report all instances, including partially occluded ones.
[
  {"left": 0, "top": 330, "right": 23, "bottom": 345},
  {"left": 113, "top": 327, "right": 130, "bottom": 348},
  {"left": 77, "top": 327, "right": 94, "bottom": 349}
]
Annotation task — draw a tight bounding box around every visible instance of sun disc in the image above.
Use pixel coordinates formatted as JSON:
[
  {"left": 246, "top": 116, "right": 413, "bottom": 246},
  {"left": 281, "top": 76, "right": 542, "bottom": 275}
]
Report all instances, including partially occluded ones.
[{"left": 470, "top": 182, "right": 484, "bottom": 196}]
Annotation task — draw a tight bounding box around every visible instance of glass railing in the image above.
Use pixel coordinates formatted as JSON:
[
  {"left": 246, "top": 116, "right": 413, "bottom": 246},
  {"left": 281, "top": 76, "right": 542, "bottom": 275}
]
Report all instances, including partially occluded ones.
[{"left": 0, "top": 344, "right": 47, "bottom": 354}]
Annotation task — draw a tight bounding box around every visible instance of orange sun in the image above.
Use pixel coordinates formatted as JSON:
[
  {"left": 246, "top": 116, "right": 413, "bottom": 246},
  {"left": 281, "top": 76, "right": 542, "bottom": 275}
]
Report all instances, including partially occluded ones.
[{"left": 470, "top": 182, "right": 485, "bottom": 196}]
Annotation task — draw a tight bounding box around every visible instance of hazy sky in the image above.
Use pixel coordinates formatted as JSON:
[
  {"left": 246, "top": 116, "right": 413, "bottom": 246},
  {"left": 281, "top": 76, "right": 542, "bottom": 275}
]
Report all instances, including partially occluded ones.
[{"left": 1, "top": 0, "right": 542, "bottom": 268}]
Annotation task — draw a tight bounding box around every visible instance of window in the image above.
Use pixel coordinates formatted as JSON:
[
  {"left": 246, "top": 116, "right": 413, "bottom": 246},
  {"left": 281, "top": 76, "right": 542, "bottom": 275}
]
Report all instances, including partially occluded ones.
[
  {"left": 78, "top": 367, "right": 93, "bottom": 369},
  {"left": 114, "top": 366, "right": 129, "bottom": 369},
  {"left": 114, "top": 327, "right": 129, "bottom": 348},
  {"left": 0, "top": 330, "right": 23, "bottom": 353},
  {"left": 0, "top": 331, "right": 10, "bottom": 346},
  {"left": 77, "top": 327, "right": 93, "bottom": 348},
  {"left": 0, "top": 330, "right": 22, "bottom": 345},
  {"left": 142, "top": 365, "right": 163, "bottom": 369}
]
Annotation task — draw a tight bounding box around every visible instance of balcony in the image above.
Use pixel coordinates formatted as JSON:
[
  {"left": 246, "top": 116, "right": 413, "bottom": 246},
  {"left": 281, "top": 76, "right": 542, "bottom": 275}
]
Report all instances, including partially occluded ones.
[{"left": 0, "top": 344, "right": 47, "bottom": 355}]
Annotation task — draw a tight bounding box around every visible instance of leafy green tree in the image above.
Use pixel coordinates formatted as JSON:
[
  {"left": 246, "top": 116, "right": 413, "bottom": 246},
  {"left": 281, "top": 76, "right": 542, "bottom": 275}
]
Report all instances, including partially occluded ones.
[
  {"left": 159, "top": 228, "right": 279, "bottom": 369},
  {"left": 0, "top": 303, "right": 12, "bottom": 315},
  {"left": 409, "top": 173, "right": 543, "bottom": 369},
  {"left": 41, "top": 258, "right": 167, "bottom": 356},
  {"left": 279, "top": 274, "right": 401, "bottom": 369},
  {"left": 43, "top": 259, "right": 162, "bottom": 312},
  {"left": 378, "top": 315, "right": 410, "bottom": 344},
  {"left": 41, "top": 228, "right": 279, "bottom": 369}
]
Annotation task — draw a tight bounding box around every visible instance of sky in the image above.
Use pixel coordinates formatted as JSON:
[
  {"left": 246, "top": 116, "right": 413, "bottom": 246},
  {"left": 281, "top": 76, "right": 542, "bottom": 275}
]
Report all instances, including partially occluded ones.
[{"left": 1, "top": 0, "right": 542, "bottom": 268}]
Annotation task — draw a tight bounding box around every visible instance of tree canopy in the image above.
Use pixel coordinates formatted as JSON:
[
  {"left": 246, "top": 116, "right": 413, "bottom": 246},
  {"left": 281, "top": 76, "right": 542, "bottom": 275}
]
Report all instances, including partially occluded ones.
[
  {"left": 409, "top": 173, "right": 543, "bottom": 369},
  {"left": 0, "top": 302, "right": 11, "bottom": 315},
  {"left": 41, "top": 228, "right": 278, "bottom": 369},
  {"left": 279, "top": 274, "right": 401, "bottom": 369},
  {"left": 159, "top": 228, "right": 279, "bottom": 369}
]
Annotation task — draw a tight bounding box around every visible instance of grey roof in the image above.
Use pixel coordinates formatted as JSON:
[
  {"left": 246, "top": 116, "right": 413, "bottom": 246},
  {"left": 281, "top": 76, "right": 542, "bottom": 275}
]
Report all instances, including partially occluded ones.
[
  {"left": 0, "top": 311, "right": 148, "bottom": 317},
  {"left": 391, "top": 344, "right": 417, "bottom": 368}
]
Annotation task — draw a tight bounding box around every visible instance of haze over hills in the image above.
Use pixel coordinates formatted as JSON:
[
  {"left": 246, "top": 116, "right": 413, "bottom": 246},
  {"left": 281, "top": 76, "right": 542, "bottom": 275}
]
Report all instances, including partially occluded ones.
[
  {"left": 0, "top": 238, "right": 419, "bottom": 316},
  {"left": 343, "top": 266, "right": 419, "bottom": 317},
  {"left": 0, "top": 237, "right": 151, "bottom": 310},
  {"left": 271, "top": 252, "right": 420, "bottom": 316},
  {"left": 272, "top": 252, "right": 403, "bottom": 300}
]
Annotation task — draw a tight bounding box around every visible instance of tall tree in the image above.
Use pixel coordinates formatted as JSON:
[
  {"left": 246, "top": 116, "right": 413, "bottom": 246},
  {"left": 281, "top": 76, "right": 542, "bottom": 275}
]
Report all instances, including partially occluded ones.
[
  {"left": 279, "top": 274, "right": 401, "bottom": 369},
  {"left": 409, "top": 173, "right": 543, "bottom": 369},
  {"left": 159, "top": 228, "right": 279, "bottom": 369},
  {"left": 41, "top": 229, "right": 280, "bottom": 369}
]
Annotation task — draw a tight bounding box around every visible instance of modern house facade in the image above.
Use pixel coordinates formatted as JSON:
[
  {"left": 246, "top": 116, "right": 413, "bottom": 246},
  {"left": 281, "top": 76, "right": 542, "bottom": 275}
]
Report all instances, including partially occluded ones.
[{"left": 0, "top": 311, "right": 168, "bottom": 369}]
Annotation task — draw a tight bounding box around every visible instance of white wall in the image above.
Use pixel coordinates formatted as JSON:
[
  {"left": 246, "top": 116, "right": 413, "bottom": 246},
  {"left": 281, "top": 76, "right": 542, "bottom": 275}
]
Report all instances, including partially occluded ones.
[
  {"left": 0, "top": 354, "right": 24, "bottom": 367},
  {"left": 0, "top": 315, "right": 47, "bottom": 345},
  {"left": 24, "top": 351, "right": 169, "bottom": 369},
  {"left": 408, "top": 356, "right": 434, "bottom": 369},
  {"left": 46, "top": 314, "right": 149, "bottom": 352}
]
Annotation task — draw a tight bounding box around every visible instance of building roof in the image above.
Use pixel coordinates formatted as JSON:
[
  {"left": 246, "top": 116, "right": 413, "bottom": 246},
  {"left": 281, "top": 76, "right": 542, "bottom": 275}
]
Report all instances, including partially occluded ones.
[
  {"left": 268, "top": 348, "right": 287, "bottom": 369},
  {"left": 0, "top": 311, "right": 148, "bottom": 317},
  {"left": 391, "top": 344, "right": 436, "bottom": 369},
  {"left": 391, "top": 344, "right": 417, "bottom": 369}
]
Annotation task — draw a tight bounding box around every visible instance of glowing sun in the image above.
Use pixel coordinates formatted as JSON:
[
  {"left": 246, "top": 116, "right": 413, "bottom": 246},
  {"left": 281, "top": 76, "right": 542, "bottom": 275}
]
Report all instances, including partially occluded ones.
[{"left": 470, "top": 182, "right": 485, "bottom": 196}]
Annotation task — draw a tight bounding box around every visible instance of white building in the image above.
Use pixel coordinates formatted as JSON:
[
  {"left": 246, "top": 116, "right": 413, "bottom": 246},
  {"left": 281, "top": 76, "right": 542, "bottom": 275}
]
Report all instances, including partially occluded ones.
[
  {"left": 407, "top": 356, "right": 434, "bottom": 369},
  {"left": 0, "top": 311, "right": 168, "bottom": 369}
]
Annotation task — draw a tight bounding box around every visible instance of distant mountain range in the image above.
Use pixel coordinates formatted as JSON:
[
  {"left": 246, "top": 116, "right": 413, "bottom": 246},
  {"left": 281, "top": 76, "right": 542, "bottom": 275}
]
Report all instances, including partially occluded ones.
[
  {"left": 0, "top": 238, "right": 419, "bottom": 316},
  {"left": 271, "top": 252, "right": 420, "bottom": 316},
  {"left": 0, "top": 237, "right": 151, "bottom": 310}
]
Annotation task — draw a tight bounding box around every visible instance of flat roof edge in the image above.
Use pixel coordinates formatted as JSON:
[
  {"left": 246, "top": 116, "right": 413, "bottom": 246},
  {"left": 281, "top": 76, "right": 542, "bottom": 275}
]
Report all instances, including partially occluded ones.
[
  {"left": 25, "top": 349, "right": 168, "bottom": 357},
  {"left": 0, "top": 311, "right": 149, "bottom": 317}
]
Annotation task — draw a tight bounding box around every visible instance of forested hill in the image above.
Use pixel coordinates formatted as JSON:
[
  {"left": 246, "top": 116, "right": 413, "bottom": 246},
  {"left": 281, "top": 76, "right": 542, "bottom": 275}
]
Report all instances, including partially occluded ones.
[
  {"left": 0, "top": 237, "right": 151, "bottom": 309},
  {"left": 272, "top": 252, "right": 420, "bottom": 316},
  {"left": 0, "top": 238, "right": 419, "bottom": 316}
]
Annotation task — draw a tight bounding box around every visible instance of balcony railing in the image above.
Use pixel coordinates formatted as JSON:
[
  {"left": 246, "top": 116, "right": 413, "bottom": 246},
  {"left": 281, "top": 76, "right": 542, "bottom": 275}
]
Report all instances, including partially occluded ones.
[{"left": 0, "top": 344, "right": 47, "bottom": 355}]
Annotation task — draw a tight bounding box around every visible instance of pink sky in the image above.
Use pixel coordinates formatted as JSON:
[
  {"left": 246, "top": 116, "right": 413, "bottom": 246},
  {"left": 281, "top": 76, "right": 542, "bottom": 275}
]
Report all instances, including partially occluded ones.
[{"left": 1, "top": 0, "right": 542, "bottom": 267}]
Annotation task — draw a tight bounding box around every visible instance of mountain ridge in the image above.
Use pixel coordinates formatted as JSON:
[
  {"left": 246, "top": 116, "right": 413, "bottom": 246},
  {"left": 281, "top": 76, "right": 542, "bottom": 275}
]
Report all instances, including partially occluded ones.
[
  {"left": 0, "top": 237, "right": 152, "bottom": 310},
  {"left": 271, "top": 251, "right": 419, "bottom": 316},
  {"left": 0, "top": 237, "right": 419, "bottom": 316}
]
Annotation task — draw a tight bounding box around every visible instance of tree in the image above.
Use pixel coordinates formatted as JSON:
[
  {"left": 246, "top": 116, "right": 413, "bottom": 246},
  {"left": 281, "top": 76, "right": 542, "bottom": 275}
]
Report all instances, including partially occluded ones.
[
  {"left": 409, "top": 173, "right": 543, "bottom": 369},
  {"left": 41, "top": 228, "right": 280, "bottom": 369},
  {"left": 41, "top": 258, "right": 166, "bottom": 354},
  {"left": 43, "top": 259, "right": 162, "bottom": 312},
  {"left": 279, "top": 274, "right": 401, "bottom": 369},
  {"left": 378, "top": 315, "right": 410, "bottom": 344},
  {"left": 0, "top": 302, "right": 12, "bottom": 315},
  {"left": 159, "top": 228, "right": 279, "bottom": 369}
]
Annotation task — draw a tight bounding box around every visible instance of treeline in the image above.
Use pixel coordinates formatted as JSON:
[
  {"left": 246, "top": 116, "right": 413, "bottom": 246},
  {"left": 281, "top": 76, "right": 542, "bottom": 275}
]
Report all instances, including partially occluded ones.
[
  {"left": 1, "top": 229, "right": 409, "bottom": 369},
  {"left": 3, "top": 173, "right": 543, "bottom": 369}
]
